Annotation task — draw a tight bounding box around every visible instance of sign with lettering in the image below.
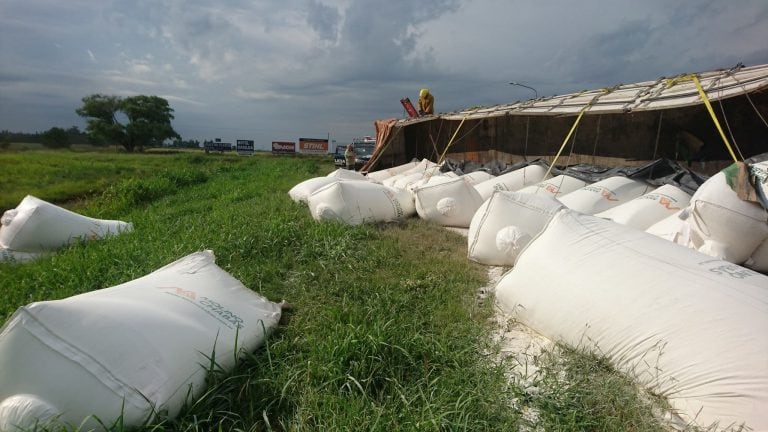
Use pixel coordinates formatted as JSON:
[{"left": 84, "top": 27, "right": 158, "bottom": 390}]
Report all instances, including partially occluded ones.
[
  {"left": 298, "top": 138, "right": 329, "bottom": 154},
  {"left": 236, "top": 140, "right": 254, "bottom": 156},
  {"left": 272, "top": 141, "right": 296, "bottom": 154}
]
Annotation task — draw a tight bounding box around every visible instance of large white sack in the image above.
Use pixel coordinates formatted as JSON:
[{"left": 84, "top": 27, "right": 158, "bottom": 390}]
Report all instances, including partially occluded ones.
[
  {"left": 0, "top": 250, "right": 281, "bottom": 431},
  {"left": 595, "top": 184, "right": 691, "bottom": 230},
  {"left": 389, "top": 172, "right": 428, "bottom": 190},
  {"left": 467, "top": 192, "right": 563, "bottom": 266},
  {"left": 308, "top": 181, "right": 415, "bottom": 225},
  {"left": 289, "top": 177, "right": 344, "bottom": 203},
  {"left": 496, "top": 210, "right": 768, "bottom": 431},
  {"left": 474, "top": 165, "right": 549, "bottom": 201},
  {"left": 516, "top": 174, "right": 590, "bottom": 198},
  {"left": 326, "top": 168, "right": 369, "bottom": 181},
  {"left": 461, "top": 171, "right": 495, "bottom": 185},
  {"left": 682, "top": 168, "right": 768, "bottom": 264},
  {"left": 745, "top": 238, "right": 768, "bottom": 273},
  {"left": 0, "top": 196, "right": 132, "bottom": 254},
  {"left": 408, "top": 173, "right": 457, "bottom": 192},
  {"left": 645, "top": 209, "right": 689, "bottom": 243},
  {"left": 366, "top": 160, "right": 420, "bottom": 182},
  {"left": 414, "top": 177, "right": 485, "bottom": 228},
  {"left": 397, "top": 159, "right": 440, "bottom": 177},
  {"left": 557, "top": 176, "right": 651, "bottom": 215},
  {"left": 367, "top": 159, "right": 438, "bottom": 183}
]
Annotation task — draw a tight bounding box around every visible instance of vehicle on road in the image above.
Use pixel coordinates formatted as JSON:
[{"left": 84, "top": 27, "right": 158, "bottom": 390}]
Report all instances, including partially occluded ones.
[{"left": 333, "top": 136, "right": 376, "bottom": 170}]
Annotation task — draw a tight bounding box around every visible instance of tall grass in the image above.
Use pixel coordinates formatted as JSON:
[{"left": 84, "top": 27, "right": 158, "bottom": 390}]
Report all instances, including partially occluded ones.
[{"left": 0, "top": 151, "right": 678, "bottom": 431}]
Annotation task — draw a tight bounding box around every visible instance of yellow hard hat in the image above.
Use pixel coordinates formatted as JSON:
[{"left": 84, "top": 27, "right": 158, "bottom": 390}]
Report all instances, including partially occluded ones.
[{"left": 419, "top": 88, "right": 429, "bottom": 98}]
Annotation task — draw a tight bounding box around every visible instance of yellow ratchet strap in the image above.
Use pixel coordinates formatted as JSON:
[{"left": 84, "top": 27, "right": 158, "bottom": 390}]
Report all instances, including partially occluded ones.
[
  {"left": 667, "top": 74, "right": 739, "bottom": 163},
  {"left": 544, "top": 106, "right": 589, "bottom": 179},
  {"left": 438, "top": 108, "right": 480, "bottom": 164},
  {"left": 691, "top": 75, "right": 739, "bottom": 163}
]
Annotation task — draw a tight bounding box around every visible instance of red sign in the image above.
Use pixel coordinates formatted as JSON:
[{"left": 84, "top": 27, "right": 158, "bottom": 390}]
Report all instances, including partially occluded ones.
[
  {"left": 298, "top": 138, "right": 329, "bottom": 154},
  {"left": 272, "top": 141, "right": 296, "bottom": 154}
]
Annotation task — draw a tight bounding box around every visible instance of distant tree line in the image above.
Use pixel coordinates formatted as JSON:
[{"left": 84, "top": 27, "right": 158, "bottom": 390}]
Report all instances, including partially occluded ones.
[{"left": 0, "top": 126, "right": 92, "bottom": 149}]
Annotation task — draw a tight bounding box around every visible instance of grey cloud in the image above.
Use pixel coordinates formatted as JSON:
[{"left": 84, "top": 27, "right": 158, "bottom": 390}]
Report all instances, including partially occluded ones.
[{"left": 305, "top": 1, "right": 341, "bottom": 41}]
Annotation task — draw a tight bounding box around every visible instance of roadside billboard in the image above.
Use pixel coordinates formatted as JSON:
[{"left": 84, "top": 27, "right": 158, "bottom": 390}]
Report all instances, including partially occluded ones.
[
  {"left": 204, "top": 139, "right": 232, "bottom": 153},
  {"left": 236, "top": 140, "right": 255, "bottom": 156},
  {"left": 272, "top": 141, "right": 296, "bottom": 154},
  {"left": 298, "top": 138, "right": 328, "bottom": 154}
]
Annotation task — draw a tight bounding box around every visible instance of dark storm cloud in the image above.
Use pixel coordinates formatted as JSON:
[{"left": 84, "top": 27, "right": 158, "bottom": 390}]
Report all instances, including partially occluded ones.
[{"left": 1, "top": 0, "right": 767, "bottom": 147}]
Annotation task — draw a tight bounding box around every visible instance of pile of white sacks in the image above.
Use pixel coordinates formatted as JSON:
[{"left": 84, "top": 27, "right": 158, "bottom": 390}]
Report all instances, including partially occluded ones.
[{"left": 290, "top": 158, "right": 768, "bottom": 430}]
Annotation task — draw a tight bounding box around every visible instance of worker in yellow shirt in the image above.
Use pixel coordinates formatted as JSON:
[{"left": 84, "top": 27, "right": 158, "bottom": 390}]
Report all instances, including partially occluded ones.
[{"left": 418, "top": 88, "right": 434, "bottom": 115}]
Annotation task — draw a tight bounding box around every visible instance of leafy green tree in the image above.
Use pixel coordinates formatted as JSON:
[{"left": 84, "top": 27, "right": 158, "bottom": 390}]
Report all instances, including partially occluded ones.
[
  {"left": 76, "top": 94, "right": 180, "bottom": 152},
  {"left": 41, "top": 127, "right": 70, "bottom": 149}
]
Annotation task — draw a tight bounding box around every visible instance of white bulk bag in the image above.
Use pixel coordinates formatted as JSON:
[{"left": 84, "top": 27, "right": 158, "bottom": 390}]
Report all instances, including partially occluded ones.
[
  {"left": 288, "top": 177, "right": 344, "bottom": 203},
  {"left": 467, "top": 192, "right": 563, "bottom": 266},
  {"left": 682, "top": 169, "right": 768, "bottom": 264},
  {"left": 516, "top": 174, "right": 590, "bottom": 198},
  {"left": 461, "top": 171, "right": 495, "bottom": 185},
  {"left": 367, "top": 159, "right": 438, "bottom": 183},
  {"left": 474, "top": 165, "right": 549, "bottom": 201},
  {"left": 557, "top": 176, "right": 651, "bottom": 215},
  {"left": 366, "top": 160, "right": 421, "bottom": 182},
  {"left": 0, "top": 250, "right": 281, "bottom": 431},
  {"left": 414, "top": 177, "right": 485, "bottom": 228},
  {"left": 745, "top": 238, "right": 768, "bottom": 273},
  {"left": 595, "top": 184, "right": 691, "bottom": 230},
  {"left": 645, "top": 209, "right": 689, "bottom": 244},
  {"left": 496, "top": 210, "right": 768, "bottom": 431},
  {"left": 389, "top": 172, "right": 428, "bottom": 190},
  {"left": 307, "top": 181, "right": 415, "bottom": 225},
  {"left": 0, "top": 196, "right": 132, "bottom": 254},
  {"left": 327, "top": 168, "right": 369, "bottom": 181},
  {"left": 408, "top": 173, "right": 456, "bottom": 193},
  {"left": 397, "top": 159, "right": 439, "bottom": 177}
]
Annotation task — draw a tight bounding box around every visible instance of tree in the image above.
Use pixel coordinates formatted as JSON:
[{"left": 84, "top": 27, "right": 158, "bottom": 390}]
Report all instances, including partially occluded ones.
[
  {"left": 41, "top": 127, "right": 70, "bottom": 149},
  {"left": 76, "top": 94, "right": 180, "bottom": 152}
]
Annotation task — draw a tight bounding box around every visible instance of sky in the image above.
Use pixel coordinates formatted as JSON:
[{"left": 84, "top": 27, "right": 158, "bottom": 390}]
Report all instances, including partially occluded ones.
[{"left": 1, "top": 0, "right": 767, "bottom": 150}]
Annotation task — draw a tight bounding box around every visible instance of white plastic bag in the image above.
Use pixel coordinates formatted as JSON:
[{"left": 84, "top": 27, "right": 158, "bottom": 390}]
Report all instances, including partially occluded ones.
[
  {"left": 0, "top": 196, "right": 132, "bottom": 255},
  {"left": 0, "top": 250, "right": 281, "bottom": 431},
  {"left": 496, "top": 210, "right": 768, "bottom": 430}
]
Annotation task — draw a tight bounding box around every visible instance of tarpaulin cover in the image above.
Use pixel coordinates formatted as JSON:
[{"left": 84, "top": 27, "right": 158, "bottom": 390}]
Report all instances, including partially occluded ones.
[{"left": 553, "top": 158, "right": 708, "bottom": 195}]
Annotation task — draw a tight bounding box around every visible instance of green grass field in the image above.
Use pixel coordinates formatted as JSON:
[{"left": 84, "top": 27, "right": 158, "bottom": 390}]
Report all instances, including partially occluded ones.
[{"left": 0, "top": 149, "right": 678, "bottom": 431}]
